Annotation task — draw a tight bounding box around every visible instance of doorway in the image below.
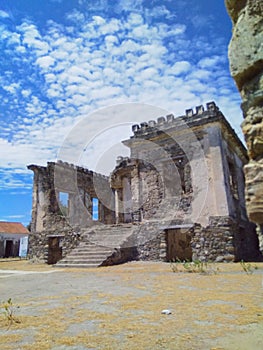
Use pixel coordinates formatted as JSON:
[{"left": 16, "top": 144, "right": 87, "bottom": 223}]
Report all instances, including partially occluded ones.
[
  {"left": 166, "top": 229, "right": 192, "bottom": 261},
  {"left": 47, "top": 236, "right": 62, "bottom": 264},
  {"left": 5, "top": 240, "right": 13, "bottom": 258}
]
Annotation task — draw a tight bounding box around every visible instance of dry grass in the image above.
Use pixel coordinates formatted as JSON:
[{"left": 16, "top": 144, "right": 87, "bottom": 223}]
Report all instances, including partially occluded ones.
[
  {"left": 0, "top": 260, "right": 263, "bottom": 350},
  {"left": 0, "top": 258, "right": 52, "bottom": 271}
]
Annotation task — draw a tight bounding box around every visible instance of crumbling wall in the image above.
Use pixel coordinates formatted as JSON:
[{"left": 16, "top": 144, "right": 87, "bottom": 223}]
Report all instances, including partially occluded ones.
[
  {"left": 28, "top": 161, "right": 115, "bottom": 231},
  {"left": 28, "top": 161, "right": 115, "bottom": 262},
  {"left": 28, "top": 228, "right": 81, "bottom": 263},
  {"left": 27, "top": 99, "right": 262, "bottom": 264},
  {"left": 191, "top": 216, "right": 260, "bottom": 262},
  {"left": 191, "top": 218, "right": 237, "bottom": 262},
  {"left": 136, "top": 162, "right": 163, "bottom": 220},
  {"left": 226, "top": 0, "right": 263, "bottom": 251},
  {"left": 119, "top": 102, "right": 261, "bottom": 262}
]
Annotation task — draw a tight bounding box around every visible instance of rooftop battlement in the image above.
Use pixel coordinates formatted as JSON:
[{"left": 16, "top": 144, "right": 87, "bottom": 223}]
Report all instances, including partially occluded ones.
[{"left": 131, "top": 101, "right": 221, "bottom": 136}]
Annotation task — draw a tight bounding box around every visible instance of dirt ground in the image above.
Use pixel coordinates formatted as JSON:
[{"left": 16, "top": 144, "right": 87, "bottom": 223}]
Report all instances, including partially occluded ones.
[{"left": 0, "top": 260, "right": 262, "bottom": 350}]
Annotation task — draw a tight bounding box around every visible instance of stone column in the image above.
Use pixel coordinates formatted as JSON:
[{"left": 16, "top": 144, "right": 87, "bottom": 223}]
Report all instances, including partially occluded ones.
[
  {"left": 122, "top": 177, "right": 132, "bottom": 223},
  {"left": 226, "top": 0, "right": 263, "bottom": 251},
  {"left": 115, "top": 189, "right": 120, "bottom": 224},
  {"left": 131, "top": 161, "right": 142, "bottom": 222}
]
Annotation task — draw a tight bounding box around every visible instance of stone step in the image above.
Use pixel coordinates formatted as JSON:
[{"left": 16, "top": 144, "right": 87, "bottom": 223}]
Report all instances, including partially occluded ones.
[
  {"left": 65, "top": 253, "right": 110, "bottom": 259},
  {"left": 83, "top": 228, "right": 133, "bottom": 235},
  {"left": 58, "top": 258, "right": 104, "bottom": 264},
  {"left": 56, "top": 224, "right": 134, "bottom": 268},
  {"left": 84, "top": 233, "right": 131, "bottom": 239},
  {"left": 68, "top": 251, "right": 112, "bottom": 256},
  {"left": 56, "top": 263, "right": 99, "bottom": 268},
  {"left": 81, "top": 224, "right": 132, "bottom": 231},
  {"left": 71, "top": 243, "right": 112, "bottom": 248}
]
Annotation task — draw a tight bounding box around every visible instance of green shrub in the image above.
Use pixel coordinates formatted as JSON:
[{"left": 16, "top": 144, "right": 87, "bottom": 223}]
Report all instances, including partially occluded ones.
[
  {"left": 1, "top": 298, "right": 20, "bottom": 328},
  {"left": 170, "top": 259, "right": 219, "bottom": 275},
  {"left": 240, "top": 260, "right": 258, "bottom": 275}
]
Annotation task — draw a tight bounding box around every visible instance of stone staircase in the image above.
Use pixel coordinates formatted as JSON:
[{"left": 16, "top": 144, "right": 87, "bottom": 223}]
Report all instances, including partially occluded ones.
[{"left": 56, "top": 224, "right": 135, "bottom": 268}]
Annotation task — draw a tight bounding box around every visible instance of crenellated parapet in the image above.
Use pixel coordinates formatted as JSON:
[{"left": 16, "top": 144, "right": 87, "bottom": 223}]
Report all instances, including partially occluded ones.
[
  {"left": 130, "top": 101, "right": 222, "bottom": 137},
  {"left": 127, "top": 102, "right": 247, "bottom": 163}
]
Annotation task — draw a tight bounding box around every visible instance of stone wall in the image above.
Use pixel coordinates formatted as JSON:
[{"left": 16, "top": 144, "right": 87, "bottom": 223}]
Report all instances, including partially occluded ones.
[
  {"left": 28, "top": 161, "right": 115, "bottom": 231},
  {"left": 226, "top": 0, "right": 263, "bottom": 251},
  {"left": 28, "top": 226, "right": 82, "bottom": 263},
  {"left": 28, "top": 161, "right": 115, "bottom": 263},
  {"left": 191, "top": 216, "right": 260, "bottom": 262},
  {"left": 130, "top": 223, "right": 165, "bottom": 261}
]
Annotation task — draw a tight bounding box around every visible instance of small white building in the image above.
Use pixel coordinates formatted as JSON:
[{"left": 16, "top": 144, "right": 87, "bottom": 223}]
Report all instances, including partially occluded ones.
[{"left": 0, "top": 222, "right": 29, "bottom": 258}]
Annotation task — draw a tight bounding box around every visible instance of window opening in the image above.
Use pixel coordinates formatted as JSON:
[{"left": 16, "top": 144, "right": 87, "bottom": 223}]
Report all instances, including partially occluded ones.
[
  {"left": 92, "top": 198, "right": 99, "bottom": 221},
  {"left": 59, "top": 192, "right": 69, "bottom": 216}
]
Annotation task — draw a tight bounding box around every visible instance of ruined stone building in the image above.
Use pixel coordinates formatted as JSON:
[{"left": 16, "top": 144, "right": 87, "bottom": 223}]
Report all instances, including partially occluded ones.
[{"left": 28, "top": 102, "right": 262, "bottom": 266}]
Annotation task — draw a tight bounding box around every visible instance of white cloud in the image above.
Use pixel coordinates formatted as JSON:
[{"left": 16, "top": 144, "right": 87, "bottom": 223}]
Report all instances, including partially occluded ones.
[
  {"left": 3, "top": 83, "right": 20, "bottom": 94},
  {"left": 0, "top": 10, "right": 9, "bottom": 18},
  {"left": 21, "top": 89, "right": 31, "bottom": 98},
  {"left": 0, "top": 3, "right": 244, "bottom": 191},
  {"left": 198, "top": 56, "right": 224, "bottom": 68},
  {"left": 7, "top": 32, "right": 21, "bottom": 45},
  {"left": 116, "top": 0, "right": 143, "bottom": 13},
  {"left": 36, "top": 55, "right": 55, "bottom": 70},
  {"left": 147, "top": 5, "right": 175, "bottom": 19},
  {"left": 92, "top": 15, "right": 106, "bottom": 25},
  {"left": 66, "top": 9, "right": 85, "bottom": 23},
  {"left": 189, "top": 69, "right": 211, "bottom": 80},
  {"left": 170, "top": 61, "right": 191, "bottom": 75},
  {"left": 16, "top": 22, "right": 49, "bottom": 57}
]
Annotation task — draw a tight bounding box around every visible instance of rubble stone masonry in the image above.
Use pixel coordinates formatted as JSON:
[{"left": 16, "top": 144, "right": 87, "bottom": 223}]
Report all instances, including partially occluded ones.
[{"left": 226, "top": 0, "right": 263, "bottom": 251}]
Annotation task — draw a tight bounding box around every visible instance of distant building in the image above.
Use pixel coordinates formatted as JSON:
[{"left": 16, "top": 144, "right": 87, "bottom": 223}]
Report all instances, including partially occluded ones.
[{"left": 0, "top": 222, "right": 29, "bottom": 258}]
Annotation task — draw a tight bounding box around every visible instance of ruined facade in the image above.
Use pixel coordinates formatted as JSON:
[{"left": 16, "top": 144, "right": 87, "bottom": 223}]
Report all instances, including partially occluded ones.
[
  {"left": 226, "top": 0, "right": 263, "bottom": 251},
  {"left": 28, "top": 102, "right": 262, "bottom": 265}
]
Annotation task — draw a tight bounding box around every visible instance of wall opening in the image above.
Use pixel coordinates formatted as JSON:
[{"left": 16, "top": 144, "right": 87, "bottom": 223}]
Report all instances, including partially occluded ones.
[
  {"left": 59, "top": 192, "right": 69, "bottom": 216},
  {"left": 228, "top": 160, "right": 239, "bottom": 200},
  {"left": 166, "top": 229, "right": 192, "bottom": 261},
  {"left": 5, "top": 240, "right": 13, "bottom": 258},
  {"left": 47, "top": 236, "right": 62, "bottom": 265},
  {"left": 92, "top": 198, "right": 99, "bottom": 221}
]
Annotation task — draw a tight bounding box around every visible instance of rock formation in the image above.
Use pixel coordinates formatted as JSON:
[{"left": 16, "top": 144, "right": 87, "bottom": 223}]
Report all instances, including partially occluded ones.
[{"left": 226, "top": 0, "right": 263, "bottom": 250}]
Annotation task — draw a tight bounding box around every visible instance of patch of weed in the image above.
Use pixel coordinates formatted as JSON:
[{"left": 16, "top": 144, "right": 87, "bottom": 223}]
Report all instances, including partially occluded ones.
[
  {"left": 1, "top": 298, "right": 20, "bottom": 328},
  {"left": 170, "top": 259, "right": 219, "bottom": 275},
  {"left": 240, "top": 260, "right": 258, "bottom": 275}
]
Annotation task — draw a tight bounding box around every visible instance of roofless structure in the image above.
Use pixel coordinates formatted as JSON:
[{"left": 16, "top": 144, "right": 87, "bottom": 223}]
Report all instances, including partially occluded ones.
[{"left": 28, "top": 102, "right": 262, "bottom": 266}]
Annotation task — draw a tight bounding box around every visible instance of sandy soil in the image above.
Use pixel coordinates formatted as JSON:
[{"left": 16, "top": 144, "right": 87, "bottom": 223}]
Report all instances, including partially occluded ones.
[{"left": 0, "top": 260, "right": 262, "bottom": 350}]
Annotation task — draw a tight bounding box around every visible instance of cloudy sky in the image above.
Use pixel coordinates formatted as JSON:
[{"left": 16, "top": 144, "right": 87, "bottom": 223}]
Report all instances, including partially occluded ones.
[{"left": 0, "top": 0, "right": 243, "bottom": 226}]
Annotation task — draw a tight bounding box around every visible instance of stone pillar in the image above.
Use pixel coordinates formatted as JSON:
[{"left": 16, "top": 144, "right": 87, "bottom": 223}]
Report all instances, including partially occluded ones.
[
  {"left": 226, "top": 0, "right": 263, "bottom": 251},
  {"left": 122, "top": 177, "right": 132, "bottom": 223},
  {"left": 131, "top": 161, "right": 142, "bottom": 222},
  {"left": 115, "top": 190, "right": 120, "bottom": 224}
]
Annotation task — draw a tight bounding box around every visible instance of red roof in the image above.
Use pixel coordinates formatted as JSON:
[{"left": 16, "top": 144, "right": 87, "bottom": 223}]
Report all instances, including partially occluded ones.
[{"left": 0, "top": 222, "right": 29, "bottom": 234}]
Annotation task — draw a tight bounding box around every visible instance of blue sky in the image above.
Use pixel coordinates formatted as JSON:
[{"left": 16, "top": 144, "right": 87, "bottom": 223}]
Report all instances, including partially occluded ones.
[{"left": 0, "top": 0, "right": 243, "bottom": 226}]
